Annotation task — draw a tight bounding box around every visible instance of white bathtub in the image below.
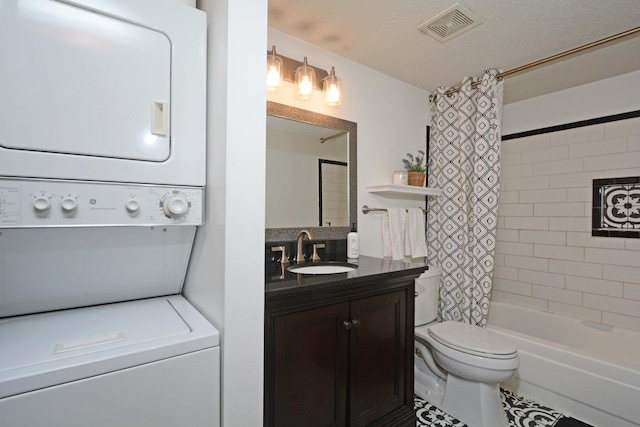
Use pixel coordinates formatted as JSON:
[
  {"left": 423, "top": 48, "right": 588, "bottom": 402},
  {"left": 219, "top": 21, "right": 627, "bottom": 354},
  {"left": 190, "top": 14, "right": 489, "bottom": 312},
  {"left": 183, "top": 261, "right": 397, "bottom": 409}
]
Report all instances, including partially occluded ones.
[{"left": 487, "top": 301, "right": 640, "bottom": 427}]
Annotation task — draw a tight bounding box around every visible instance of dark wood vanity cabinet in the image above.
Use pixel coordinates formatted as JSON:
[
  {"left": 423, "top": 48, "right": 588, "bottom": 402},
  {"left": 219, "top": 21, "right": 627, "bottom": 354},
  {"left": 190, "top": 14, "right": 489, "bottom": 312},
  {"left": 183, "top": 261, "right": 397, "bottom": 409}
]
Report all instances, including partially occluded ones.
[{"left": 265, "top": 275, "right": 416, "bottom": 427}]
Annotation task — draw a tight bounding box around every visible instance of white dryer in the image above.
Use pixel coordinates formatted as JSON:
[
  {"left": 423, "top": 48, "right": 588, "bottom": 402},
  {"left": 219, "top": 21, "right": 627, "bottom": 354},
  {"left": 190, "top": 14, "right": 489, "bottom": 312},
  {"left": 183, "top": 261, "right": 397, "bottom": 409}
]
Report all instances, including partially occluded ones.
[{"left": 0, "top": 0, "right": 206, "bottom": 186}]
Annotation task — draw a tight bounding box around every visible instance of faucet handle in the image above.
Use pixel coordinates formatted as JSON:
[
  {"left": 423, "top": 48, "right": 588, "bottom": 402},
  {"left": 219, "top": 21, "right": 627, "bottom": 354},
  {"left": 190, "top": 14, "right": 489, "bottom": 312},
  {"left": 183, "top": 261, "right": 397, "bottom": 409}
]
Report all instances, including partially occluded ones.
[
  {"left": 271, "top": 245, "right": 289, "bottom": 265},
  {"left": 312, "top": 243, "right": 325, "bottom": 262}
]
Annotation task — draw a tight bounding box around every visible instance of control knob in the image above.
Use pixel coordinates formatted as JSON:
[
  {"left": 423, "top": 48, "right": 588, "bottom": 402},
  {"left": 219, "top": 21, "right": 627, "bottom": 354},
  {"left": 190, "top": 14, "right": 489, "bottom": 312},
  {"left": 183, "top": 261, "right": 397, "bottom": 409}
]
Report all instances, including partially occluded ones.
[
  {"left": 61, "top": 196, "right": 78, "bottom": 213},
  {"left": 162, "top": 193, "right": 190, "bottom": 219},
  {"left": 33, "top": 196, "right": 51, "bottom": 213},
  {"left": 125, "top": 199, "right": 141, "bottom": 213}
]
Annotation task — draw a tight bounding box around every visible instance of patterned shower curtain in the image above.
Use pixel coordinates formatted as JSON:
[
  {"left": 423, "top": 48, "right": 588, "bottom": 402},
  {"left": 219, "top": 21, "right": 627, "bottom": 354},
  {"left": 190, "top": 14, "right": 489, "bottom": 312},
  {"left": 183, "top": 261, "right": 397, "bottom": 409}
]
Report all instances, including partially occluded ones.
[{"left": 426, "top": 69, "right": 503, "bottom": 326}]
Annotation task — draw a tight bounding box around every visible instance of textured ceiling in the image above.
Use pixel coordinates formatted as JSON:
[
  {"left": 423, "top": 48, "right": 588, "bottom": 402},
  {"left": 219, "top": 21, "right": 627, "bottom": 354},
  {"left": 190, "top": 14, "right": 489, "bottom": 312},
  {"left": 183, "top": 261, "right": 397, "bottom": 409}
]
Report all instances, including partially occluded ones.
[{"left": 268, "top": 0, "right": 640, "bottom": 104}]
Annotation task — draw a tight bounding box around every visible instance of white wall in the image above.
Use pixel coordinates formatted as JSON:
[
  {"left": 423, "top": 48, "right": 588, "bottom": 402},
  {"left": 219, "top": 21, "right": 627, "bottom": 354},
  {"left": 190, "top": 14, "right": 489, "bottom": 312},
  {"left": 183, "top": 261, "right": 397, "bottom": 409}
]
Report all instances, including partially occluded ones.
[
  {"left": 496, "top": 71, "right": 640, "bottom": 331},
  {"left": 184, "top": 1, "right": 266, "bottom": 426},
  {"left": 267, "top": 29, "right": 431, "bottom": 257},
  {"left": 503, "top": 70, "right": 640, "bottom": 135}
]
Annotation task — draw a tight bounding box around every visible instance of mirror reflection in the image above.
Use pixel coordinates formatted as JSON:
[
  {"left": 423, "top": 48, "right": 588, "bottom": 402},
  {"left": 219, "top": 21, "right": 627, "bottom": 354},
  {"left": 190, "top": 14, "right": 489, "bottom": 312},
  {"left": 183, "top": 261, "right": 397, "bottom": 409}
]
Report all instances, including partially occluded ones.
[
  {"left": 265, "top": 101, "right": 357, "bottom": 242},
  {"left": 266, "top": 116, "right": 348, "bottom": 228}
]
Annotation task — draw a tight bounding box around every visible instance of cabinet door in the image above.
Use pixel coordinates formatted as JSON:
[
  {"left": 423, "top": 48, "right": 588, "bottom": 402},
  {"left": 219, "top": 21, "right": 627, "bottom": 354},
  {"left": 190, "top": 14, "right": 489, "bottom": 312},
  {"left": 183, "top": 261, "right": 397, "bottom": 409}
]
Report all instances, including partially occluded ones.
[
  {"left": 271, "top": 302, "right": 350, "bottom": 427},
  {"left": 349, "top": 290, "right": 408, "bottom": 427}
]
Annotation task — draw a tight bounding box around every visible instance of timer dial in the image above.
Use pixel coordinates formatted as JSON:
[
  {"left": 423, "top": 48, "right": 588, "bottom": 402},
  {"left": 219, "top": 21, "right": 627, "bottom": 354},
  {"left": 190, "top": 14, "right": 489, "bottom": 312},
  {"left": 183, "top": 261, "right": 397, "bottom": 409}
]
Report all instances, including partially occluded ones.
[{"left": 162, "top": 193, "right": 190, "bottom": 219}]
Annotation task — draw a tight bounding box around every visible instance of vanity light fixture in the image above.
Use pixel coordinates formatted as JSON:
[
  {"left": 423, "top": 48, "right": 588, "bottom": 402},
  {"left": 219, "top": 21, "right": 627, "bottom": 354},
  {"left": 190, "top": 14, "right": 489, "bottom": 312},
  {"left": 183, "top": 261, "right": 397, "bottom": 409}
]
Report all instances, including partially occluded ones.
[
  {"left": 322, "top": 66, "right": 342, "bottom": 106},
  {"left": 265, "top": 47, "right": 341, "bottom": 106},
  {"left": 295, "top": 57, "right": 316, "bottom": 100},
  {"left": 266, "top": 45, "right": 283, "bottom": 91}
]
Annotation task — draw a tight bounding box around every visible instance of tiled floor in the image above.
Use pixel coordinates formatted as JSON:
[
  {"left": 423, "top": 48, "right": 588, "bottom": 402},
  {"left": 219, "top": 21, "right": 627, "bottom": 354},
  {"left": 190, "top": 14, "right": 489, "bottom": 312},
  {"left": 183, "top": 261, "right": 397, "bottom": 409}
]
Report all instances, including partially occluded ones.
[{"left": 415, "top": 389, "right": 592, "bottom": 427}]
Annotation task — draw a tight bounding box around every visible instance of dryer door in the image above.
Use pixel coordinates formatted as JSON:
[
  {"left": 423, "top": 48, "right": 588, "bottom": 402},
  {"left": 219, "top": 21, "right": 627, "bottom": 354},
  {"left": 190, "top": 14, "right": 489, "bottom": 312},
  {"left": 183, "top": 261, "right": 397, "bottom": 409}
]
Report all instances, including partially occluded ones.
[
  {"left": 0, "top": 0, "right": 171, "bottom": 161},
  {"left": 0, "top": 0, "right": 206, "bottom": 186}
]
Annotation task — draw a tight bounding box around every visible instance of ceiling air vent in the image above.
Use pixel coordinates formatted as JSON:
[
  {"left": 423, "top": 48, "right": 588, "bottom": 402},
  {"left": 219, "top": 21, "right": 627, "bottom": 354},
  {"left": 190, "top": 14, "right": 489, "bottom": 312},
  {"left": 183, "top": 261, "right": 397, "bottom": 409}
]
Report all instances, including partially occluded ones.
[{"left": 418, "top": 3, "right": 481, "bottom": 42}]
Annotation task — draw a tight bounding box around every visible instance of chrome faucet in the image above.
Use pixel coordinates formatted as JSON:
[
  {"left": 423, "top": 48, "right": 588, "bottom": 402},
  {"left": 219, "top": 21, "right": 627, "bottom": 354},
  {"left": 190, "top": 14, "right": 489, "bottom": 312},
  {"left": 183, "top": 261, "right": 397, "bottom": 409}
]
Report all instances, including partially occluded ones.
[{"left": 296, "top": 229, "right": 314, "bottom": 263}]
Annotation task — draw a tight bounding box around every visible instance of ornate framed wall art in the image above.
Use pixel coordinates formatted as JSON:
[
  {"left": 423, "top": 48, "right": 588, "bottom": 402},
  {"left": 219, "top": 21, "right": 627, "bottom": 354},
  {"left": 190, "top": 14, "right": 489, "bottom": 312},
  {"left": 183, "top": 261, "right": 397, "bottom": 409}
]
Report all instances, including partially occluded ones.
[{"left": 592, "top": 177, "right": 640, "bottom": 238}]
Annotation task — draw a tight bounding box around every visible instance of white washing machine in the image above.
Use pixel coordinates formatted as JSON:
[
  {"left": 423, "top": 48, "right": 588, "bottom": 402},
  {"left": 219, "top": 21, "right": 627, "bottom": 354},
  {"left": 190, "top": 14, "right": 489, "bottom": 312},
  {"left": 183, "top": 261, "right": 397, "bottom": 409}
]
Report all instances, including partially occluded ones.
[
  {"left": 0, "top": 296, "right": 220, "bottom": 427},
  {"left": 0, "top": 1, "right": 219, "bottom": 425},
  {"left": 0, "top": 178, "right": 220, "bottom": 427}
]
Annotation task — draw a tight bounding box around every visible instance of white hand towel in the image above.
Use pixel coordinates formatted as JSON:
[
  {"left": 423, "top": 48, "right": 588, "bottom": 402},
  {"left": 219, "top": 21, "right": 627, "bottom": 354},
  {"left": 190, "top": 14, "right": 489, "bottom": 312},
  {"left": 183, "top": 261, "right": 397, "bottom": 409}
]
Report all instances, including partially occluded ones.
[
  {"left": 406, "top": 208, "right": 428, "bottom": 258},
  {"left": 382, "top": 214, "right": 392, "bottom": 258},
  {"left": 386, "top": 208, "right": 406, "bottom": 260}
]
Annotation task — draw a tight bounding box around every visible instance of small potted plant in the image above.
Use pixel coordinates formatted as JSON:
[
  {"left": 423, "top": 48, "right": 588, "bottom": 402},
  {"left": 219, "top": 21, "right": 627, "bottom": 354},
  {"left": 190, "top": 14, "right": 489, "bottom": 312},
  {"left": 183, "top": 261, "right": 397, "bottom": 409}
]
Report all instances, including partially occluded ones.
[{"left": 403, "top": 150, "right": 426, "bottom": 186}]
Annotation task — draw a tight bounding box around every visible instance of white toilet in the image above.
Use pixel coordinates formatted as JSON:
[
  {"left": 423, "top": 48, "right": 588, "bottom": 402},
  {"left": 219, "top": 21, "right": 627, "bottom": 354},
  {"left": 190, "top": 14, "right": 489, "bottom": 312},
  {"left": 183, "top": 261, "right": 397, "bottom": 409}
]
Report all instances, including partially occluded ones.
[{"left": 414, "top": 267, "right": 519, "bottom": 427}]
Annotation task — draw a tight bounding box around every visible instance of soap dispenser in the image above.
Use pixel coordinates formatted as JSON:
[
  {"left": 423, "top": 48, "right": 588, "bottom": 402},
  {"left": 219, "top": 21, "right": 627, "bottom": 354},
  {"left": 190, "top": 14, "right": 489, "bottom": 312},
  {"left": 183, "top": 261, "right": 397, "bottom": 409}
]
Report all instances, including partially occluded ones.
[{"left": 347, "top": 223, "right": 359, "bottom": 259}]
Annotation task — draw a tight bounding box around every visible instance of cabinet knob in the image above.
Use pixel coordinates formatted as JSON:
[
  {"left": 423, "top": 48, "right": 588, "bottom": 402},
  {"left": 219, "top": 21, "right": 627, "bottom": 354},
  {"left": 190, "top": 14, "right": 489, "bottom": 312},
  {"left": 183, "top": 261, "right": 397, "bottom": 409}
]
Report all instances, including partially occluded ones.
[{"left": 343, "top": 319, "right": 360, "bottom": 330}]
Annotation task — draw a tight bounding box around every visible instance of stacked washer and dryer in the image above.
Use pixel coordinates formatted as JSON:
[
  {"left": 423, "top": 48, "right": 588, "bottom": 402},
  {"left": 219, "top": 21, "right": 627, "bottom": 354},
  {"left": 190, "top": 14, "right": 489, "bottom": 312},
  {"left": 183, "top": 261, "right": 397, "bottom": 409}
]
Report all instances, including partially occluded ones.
[{"left": 0, "top": 1, "right": 220, "bottom": 426}]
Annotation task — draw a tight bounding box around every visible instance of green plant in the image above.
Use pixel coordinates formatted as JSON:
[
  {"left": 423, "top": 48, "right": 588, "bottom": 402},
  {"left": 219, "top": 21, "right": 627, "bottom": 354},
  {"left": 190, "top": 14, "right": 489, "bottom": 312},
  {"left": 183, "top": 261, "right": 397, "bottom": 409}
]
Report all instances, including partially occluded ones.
[{"left": 403, "top": 150, "right": 426, "bottom": 172}]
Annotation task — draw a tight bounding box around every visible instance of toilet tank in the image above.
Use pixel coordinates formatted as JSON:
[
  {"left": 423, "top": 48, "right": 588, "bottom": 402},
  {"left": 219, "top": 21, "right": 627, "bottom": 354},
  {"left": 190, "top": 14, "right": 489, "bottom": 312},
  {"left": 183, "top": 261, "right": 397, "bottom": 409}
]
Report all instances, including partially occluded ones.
[{"left": 415, "top": 266, "right": 441, "bottom": 326}]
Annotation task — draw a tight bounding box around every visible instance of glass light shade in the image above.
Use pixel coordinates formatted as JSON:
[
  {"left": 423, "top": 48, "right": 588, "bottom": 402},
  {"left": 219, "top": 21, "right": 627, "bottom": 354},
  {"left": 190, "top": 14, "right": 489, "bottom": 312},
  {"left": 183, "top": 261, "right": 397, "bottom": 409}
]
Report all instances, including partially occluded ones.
[
  {"left": 266, "top": 46, "right": 283, "bottom": 91},
  {"left": 323, "top": 66, "right": 342, "bottom": 106},
  {"left": 295, "top": 57, "right": 316, "bottom": 100}
]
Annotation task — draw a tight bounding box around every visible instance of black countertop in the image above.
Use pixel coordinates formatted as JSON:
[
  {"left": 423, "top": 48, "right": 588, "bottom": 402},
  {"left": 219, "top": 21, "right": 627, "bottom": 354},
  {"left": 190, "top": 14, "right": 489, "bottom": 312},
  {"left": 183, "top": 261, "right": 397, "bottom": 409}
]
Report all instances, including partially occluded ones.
[{"left": 265, "top": 255, "right": 428, "bottom": 298}]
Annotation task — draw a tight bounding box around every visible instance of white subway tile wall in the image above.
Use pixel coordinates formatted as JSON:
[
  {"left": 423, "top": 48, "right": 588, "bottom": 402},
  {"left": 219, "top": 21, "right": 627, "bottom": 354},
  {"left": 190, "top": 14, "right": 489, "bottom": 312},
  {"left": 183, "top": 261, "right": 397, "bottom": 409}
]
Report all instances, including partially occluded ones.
[{"left": 494, "top": 116, "right": 640, "bottom": 332}]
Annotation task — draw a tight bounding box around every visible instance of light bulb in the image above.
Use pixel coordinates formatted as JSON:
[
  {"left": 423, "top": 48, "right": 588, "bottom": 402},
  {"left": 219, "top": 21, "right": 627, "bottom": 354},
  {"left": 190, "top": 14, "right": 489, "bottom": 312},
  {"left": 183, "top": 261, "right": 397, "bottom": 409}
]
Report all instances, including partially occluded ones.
[
  {"left": 325, "top": 83, "right": 340, "bottom": 104},
  {"left": 298, "top": 76, "right": 313, "bottom": 97},
  {"left": 266, "top": 64, "right": 281, "bottom": 90},
  {"left": 266, "top": 45, "right": 283, "bottom": 91},
  {"left": 323, "top": 66, "right": 342, "bottom": 106},
  {"left": 295, "top": 57, "right": 316, "bottom": 100}
]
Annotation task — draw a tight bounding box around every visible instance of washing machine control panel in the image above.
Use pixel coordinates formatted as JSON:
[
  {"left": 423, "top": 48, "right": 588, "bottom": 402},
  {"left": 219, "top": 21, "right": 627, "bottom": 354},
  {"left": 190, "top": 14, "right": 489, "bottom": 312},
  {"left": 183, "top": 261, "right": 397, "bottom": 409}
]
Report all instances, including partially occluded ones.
[{"left": 0, "top": 178, "right": 203, "bottom": 227}]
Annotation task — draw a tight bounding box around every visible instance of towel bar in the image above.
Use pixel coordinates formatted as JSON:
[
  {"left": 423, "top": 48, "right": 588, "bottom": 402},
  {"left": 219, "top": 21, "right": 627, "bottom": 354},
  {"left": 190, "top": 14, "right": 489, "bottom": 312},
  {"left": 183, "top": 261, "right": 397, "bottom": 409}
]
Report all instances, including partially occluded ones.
[{"left": 362, "top": 205, "right": 427, "bottom": 215}]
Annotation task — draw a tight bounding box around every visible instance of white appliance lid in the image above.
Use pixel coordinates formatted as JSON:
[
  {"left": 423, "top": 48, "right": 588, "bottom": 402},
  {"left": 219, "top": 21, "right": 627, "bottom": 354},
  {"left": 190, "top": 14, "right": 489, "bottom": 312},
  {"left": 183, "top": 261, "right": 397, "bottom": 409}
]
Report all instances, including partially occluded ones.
[
  {"left": 0, "top": 295, "right": 218, "bottom": 398},
  {"left": 428, "top": 321, "right": 517, "bottom": 356}
]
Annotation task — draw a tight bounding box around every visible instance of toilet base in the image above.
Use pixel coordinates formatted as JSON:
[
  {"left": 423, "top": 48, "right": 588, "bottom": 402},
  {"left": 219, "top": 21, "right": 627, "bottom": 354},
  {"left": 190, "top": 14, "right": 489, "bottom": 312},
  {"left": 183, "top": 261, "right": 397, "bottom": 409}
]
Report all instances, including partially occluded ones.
[
  {"left": 441, "top": 374, "right": 507, "bottom": 427},
  {"left": 415, "top": 365, "right": 508, "bottom": 427},
  {"left": 414, "top": 364, "right": 445, "bottom": 405}
]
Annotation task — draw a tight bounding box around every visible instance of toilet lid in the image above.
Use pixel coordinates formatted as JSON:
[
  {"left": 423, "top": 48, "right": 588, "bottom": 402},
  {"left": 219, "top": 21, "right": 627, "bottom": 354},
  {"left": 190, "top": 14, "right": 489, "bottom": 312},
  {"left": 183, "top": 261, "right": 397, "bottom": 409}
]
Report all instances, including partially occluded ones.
[{"left": 428, "top": 321, "right": 517, "bottom": 358}]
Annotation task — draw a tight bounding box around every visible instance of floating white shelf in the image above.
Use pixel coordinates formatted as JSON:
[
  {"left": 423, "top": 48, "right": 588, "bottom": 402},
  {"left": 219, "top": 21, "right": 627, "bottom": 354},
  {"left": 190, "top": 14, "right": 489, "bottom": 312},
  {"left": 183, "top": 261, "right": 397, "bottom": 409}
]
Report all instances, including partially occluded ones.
[{"left": 366, "top": 185, "right": 443, "bottom": 197}]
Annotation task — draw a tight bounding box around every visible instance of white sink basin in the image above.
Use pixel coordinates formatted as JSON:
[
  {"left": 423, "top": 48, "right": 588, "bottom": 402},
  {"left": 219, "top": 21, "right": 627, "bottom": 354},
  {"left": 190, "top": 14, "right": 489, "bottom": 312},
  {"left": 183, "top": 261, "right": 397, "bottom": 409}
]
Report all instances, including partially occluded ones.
[{"left": 287, "top": 262, "right": 357, "bottom": 275}]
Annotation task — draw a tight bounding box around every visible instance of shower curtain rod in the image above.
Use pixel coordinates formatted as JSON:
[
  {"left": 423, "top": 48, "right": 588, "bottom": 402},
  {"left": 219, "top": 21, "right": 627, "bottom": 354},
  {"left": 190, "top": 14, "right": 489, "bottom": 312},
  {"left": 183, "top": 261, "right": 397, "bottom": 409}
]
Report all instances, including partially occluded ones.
[
  {"left": 429, "top": 26, "right": 640, "bottom": 102},
  {"left": 320, "top": 130, "right": 347, "bottom": 143}
]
